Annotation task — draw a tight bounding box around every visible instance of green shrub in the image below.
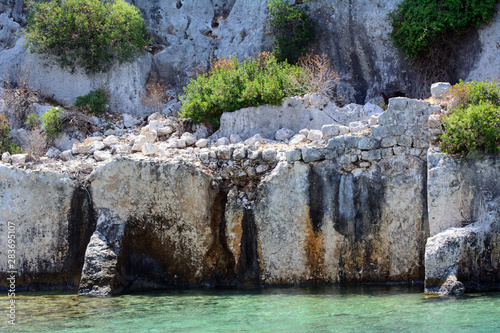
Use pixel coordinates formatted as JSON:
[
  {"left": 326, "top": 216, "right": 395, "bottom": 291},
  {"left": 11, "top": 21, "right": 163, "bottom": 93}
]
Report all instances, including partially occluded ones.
[
  {"left": 75, "top": 89, "right": 109, "bottom": 115},
  {"left": 448, "top": 80, "right": 500, "bottom": 109},
  {"left": 267, "top": 0, "right": 315, "bottom": 64},
  {"left": 24, "top": 0, "right": 152, "bottom": 74},
  {"left": 440, "top": 101, "right": 500, "bottom": 155},
  {"left": 388, "top": 0, "right": 499, "bottom": 59},
  {"left": 0, "top": 114, "right": 23, "bottom": 154},
  {"left": 179, "top": 53, "right": 306, "bottom": 126},
  {"left": 41, "top": 107, "right": 65, "bottom": 139},
  {"left": 25, "top": 113, "right": 41, "bottom": 129}
]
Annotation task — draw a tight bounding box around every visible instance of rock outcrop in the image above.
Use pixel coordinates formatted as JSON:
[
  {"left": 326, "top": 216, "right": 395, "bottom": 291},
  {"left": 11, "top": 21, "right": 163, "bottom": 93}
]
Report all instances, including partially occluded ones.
[
  {"left": 79, "top": 159, "right": 218, "bottom": 294},
  {"left": 425, "top": 153, "right": 500, "bottom": 295},
  {"left": 2, "top": 0, "right": 500, "bottom": 107},
  {"left": 0, "top": 166, "right": 95, "bottom": 290}
]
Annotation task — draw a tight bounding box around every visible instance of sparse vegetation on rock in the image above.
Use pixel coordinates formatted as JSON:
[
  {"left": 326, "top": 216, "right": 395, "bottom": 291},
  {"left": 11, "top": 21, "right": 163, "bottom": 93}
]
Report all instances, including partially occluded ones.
[
  {"left": 24, "top": 0, "right": 152, "bottom": 74},
  {"left": 388, "top": 0, "right": 499, "bottom": 59},
  {"left": 267, "top": 0, "right": 315, "bottom": 64},
  {"left": 440, "top": 80, "right": 500, "bottom": 155}
]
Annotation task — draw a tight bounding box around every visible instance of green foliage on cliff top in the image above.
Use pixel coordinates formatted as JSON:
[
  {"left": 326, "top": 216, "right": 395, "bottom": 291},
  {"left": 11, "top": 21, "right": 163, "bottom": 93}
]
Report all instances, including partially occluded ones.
[
  {"left": 179, "top": 53, "right": 306, "bottom": 126},
  {"left": 24, "top": 0, "right": 152, "bottom": 74},
  {"left": 268, "top": 0, "right": 316, "bottom": 64},
  {"left": 440, "top": 81, "right": 500, "bottom": 155},
  {"left": 388, "top": 0, "right": 499, "bottom": 59}
]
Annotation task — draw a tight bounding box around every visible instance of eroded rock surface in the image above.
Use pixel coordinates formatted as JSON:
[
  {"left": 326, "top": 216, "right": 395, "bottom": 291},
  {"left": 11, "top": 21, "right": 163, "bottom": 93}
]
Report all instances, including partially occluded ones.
[
  {"left": 425, "top": 154, "right": 500, "bottom": 295},
  {"left": 0, "top": 166, "right": 95, "bottom": 290}
]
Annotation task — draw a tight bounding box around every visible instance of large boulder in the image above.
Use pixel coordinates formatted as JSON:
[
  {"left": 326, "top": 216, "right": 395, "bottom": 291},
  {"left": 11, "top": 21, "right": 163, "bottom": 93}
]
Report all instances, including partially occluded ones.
[
  {"left": 226, "top": 155, "right": 428, "bottom": 285},
  {"left": 80, "top": 158, "right": 227, "bottom": 294},
  {"left": 425, "top": 153, "right": 500, "bottom": 295},
  {"left": 0, "top": 165, "right": 95, "bottom": 290}
]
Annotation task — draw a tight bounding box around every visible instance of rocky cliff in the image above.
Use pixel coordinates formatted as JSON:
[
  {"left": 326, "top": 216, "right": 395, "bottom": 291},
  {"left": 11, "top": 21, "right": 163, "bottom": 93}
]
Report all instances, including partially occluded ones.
[
  {"left": 1, "top": 0, "right": 500, "bottom": 110},
  {"left": 1, "top": 96, "right": 498, "bottom": 295}
]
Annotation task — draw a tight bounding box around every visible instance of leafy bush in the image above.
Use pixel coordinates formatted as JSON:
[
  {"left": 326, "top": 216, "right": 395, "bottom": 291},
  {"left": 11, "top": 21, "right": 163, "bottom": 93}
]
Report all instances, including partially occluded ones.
[
  {"left": 24, "top": 0, "right": 152, "bottom": 74},
  {"left": 447, "top": 80, "right": 500, "bottom": 109},
  {"left": 440, "top": 101, "right": 500, "bottom": 155},
  {"left": 267, "top": 0, "right": 315, "bottom": 64},
  {"left": 25, "top": 113, "right": 41, "bottom": 129},
  {"left": 41, "top": 107, "right": 65, "bottom": 139},
  {"left": 0, "top": 114, "right": 22, "bottom": 154},
  {"left": 440, "top": 80, "right": 500, "bottom": 155},
  {"left": 179, "top": 52, "right": 306, "bottom": 126},
  {"left": 388, "top": 0, "right": 499, "bottom": 59},
  {"left": 75, "top": 88, "right": 109, "bottom": 115}
]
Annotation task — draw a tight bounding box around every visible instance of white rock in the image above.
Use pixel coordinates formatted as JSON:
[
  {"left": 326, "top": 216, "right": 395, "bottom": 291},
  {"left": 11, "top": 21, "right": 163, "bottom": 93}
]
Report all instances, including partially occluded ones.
[
  {"left": 244, "top": 134, "right": 264, "bottom": 146},
  {"left": 308, "top": 129, "right": 323, "bottom": 141},
  {"left": 368, "top": 114, "right": 380, "bottom": 126},
  {"left": 195, "top": 139, "right": 208, "bottom": 148},
  {"left": 275, "top": 128, "right": 295, "bottom": 141},
  {"left": 89, "top": 141, "right": 106, "bottom": 153},
  {"left": 72, "top": 142, "right": 90, "bottom": 155},
  {"left": 148, "top": 120, "right": 166, "bottom": 131},
  {"left": 230, "top": 134, "right": 242, "bottom": 144},
  {"left": 46, "top": 147, "right": 61, "bottom": 159},
  {"left": 103, "top": 135, "right": 119, "bottom": 147},
  {"left": 307, "top": 93, "right": 330, "bottom": 109},
  {"left": 94, "top": 150, "right": 112, "bottom": 162},
  {"left": 89, "top": 116, "right": 100, "bottom": 126},
  {"left": 131, "top": 135, "right": 147, "bottom": 152},
  {"left": 431, "top": 82, "right": 452, "bottom": 100},
  {"left": 142, "top": 143, "right": 159, "bottom": 156},
  {"left": 60, "top": 150, "right": 72, "bottom": 161},
  {"left": 194, "top": 124, "right": 209, "bottom": 139},
  {"left": 112, "top": 144, "right": 132, "bottom": 155},
  {"left": 11, "top": 154, "right": 26, "bottom": 164},
  {"left": 123, "top": 114, "right": 140, "bottom": 128},
  {"left": 299, "top": 129, "right": 310, "bottom": 137},
  {"left": 181, "top": 132, "right": 197, "bottom": 146},
  {"left": 175, "top": 139, "right": 187, "bottom": 149},
  {"left": 2, "top": 152, "right": 12, "bottom": 163},
  {"left": 349, "top": 121, "right": 368, "bottom": 134},
  {"left": 157, "top": 125, "right": 174, "bottom": 136},
  {"left": 148, "top": 112, "right": 162, "bottom": 122},
  {"left": 261, "top": 149, "right": 277, "bottom": 162},
  {"left": 289, "top": 134, "right": 307, "bottom": 145},
  {"left": 321, "top": 124, "right": 340, "bottom": 138},
  {"left": 339, "top": 126, "right": 350, "bottom": 135},
  {"left": 216, "top": 137, "right": 230, "bottom": 147}
]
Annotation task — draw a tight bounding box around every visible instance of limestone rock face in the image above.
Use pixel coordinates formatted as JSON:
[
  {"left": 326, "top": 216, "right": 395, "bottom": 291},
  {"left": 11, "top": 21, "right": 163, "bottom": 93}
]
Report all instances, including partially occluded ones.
[
  {"left": 0, "top": 166, "right": 95, "bottom": 290},
  {"left": 425, "top": 153, "right": 500, "bottom": 295},
  {"left": 211, "top": 96, "right": 382, "bottom": 140},
  {"left": 22, "top": 51, "right": 152, "bottom": 116},
  {"left": 250, "top": 156, "right": 428, "bottom": 285},
  {"left": 80, "top": 158, "right": 224, "bottom": 294}
]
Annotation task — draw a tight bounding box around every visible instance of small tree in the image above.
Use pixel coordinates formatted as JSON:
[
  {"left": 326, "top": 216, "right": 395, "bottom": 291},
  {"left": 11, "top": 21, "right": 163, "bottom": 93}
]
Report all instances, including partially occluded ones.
[
  {"left": 267, "top": 0, "right": 315, "bottom": 64},
  {"left": 24, "top": 0, "right": 152, "bottom": 74}
]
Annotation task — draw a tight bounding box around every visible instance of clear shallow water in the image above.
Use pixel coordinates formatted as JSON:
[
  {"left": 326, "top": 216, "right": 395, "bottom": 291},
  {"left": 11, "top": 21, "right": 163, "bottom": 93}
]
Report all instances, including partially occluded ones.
[{"left": 1, "top": 285, "right": 499, "bottom": 333}]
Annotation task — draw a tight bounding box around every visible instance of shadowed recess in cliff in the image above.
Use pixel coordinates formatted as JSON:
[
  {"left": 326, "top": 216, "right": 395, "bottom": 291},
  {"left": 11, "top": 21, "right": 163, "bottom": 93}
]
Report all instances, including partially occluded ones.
[
  {"left": 118, "top": 213, "right": 205, "bottom": 290},
  {"left": 237, "top": 209, "right": 261, "bottom": 285},
  {"left": 205, "top": 189, "right": 237, "bottom": 286}
]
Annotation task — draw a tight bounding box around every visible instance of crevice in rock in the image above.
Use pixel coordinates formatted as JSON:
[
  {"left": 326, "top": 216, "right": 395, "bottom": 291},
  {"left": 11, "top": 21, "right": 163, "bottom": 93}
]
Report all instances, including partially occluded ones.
[
  {"left": 67, "top": 186, "right": 97, "bottom": 283},
  {"left": 308, "top": 167, "right": 324, "bottom": 233},
  {"left": 204, "top": 188, "right": 237, "bottom": 286},
  {"left": 237, "top": 209, "right": 260, "bottom": 285}
]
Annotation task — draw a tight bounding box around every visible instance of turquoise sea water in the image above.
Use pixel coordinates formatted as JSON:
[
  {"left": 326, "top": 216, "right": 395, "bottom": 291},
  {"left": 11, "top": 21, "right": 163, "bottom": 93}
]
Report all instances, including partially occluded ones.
[{"left": 1, "top": 285, "right": 499, "bottom": 332}]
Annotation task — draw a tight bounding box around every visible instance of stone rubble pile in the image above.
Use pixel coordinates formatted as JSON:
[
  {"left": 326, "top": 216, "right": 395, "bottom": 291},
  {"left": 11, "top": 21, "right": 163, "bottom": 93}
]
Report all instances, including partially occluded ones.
[{"left": 1, "top": 94, "right": 447, "bottom": 183}]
